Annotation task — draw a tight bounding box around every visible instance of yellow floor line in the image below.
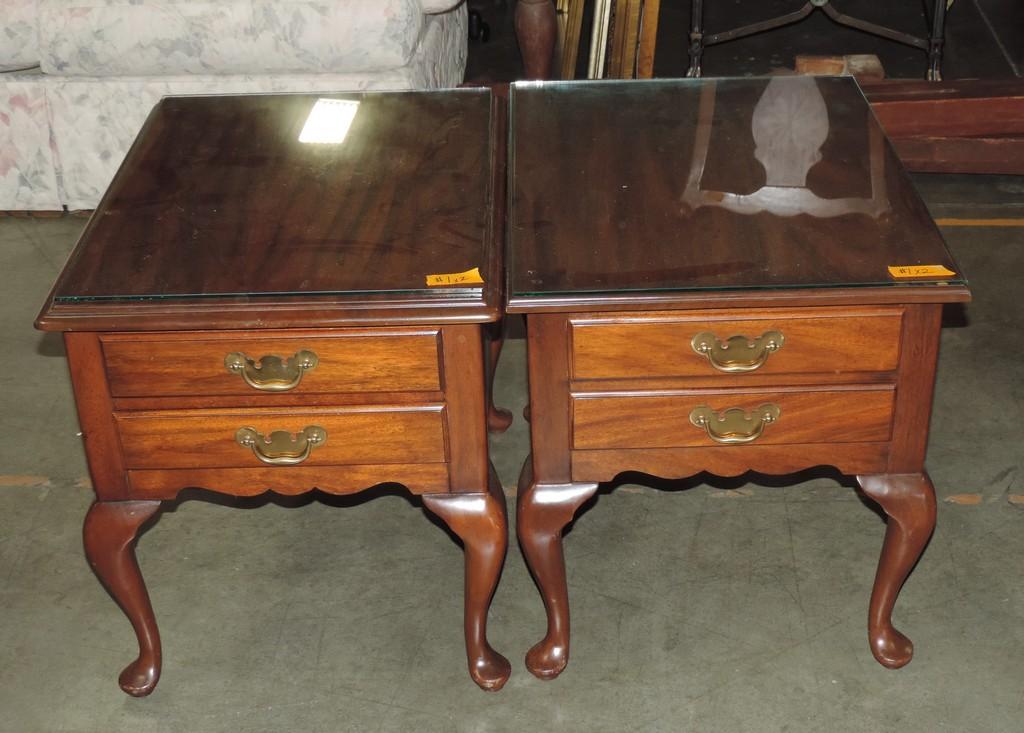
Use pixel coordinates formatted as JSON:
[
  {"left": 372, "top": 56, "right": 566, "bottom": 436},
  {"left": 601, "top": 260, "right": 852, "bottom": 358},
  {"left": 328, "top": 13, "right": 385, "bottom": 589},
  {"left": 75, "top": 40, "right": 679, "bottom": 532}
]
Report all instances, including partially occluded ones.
[
  {"left": 0, "top": 475, "right": 49, "bottom": 487},
  {"left": 936, "top": 217, "right": 1024, "bottom": 227}
]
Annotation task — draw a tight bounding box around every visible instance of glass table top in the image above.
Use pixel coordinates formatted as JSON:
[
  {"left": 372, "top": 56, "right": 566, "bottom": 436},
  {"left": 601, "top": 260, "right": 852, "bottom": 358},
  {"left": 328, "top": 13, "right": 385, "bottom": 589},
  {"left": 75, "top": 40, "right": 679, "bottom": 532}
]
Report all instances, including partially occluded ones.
[
  {"left": 508, "top": 77, "right": 964, "bottom": 299},
  {"left": 50, "top": 89, "right": 496, "bottom": 304}
]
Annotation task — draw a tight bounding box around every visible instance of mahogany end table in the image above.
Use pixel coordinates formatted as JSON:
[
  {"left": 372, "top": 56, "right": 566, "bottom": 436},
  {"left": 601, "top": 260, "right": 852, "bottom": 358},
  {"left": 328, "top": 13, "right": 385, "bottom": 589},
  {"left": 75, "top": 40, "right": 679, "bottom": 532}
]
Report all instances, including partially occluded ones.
[
  {"left": 36, "top": 89, "right": 512, "bottom": 694},
  {"left": 507, "top": 76, "right": 969, "bottom": 679}
]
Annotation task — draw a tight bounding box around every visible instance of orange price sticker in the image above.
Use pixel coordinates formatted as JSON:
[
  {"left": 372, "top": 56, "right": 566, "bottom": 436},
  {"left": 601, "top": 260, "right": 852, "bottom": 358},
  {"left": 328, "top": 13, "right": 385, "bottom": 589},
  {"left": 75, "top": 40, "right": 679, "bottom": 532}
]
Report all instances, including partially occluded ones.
[
  {"left": 887, "top": 264, "right": 957, "bottom": 279},
  {"left": 425, "top": 267, "right": 484, "bottom": 287}
]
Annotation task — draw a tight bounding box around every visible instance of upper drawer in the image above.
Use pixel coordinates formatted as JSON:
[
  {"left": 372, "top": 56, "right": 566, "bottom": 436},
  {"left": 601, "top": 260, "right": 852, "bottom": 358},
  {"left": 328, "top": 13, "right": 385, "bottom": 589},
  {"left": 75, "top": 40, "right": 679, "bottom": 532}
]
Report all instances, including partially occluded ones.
[
  {"left": 101, "top": 330, "right": 441, "bottom": 398},
  {"left": 570, "top": 308, "right": 903, "bottom": 380}
]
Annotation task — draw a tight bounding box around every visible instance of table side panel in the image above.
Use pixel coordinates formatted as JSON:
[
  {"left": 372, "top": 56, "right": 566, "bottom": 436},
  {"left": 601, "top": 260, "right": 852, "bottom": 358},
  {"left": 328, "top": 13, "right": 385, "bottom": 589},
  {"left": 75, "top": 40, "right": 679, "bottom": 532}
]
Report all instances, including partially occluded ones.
[
  {"left": 64, "top": 332, "right": 131, "bottom": 500},
  {"left": 526, "top": 314, "right": 575, "bottom": 484},
  {"left": 888, "top": 303, "right": 944, "bottom": 473},
  {"left": 439, "top": 324, "right": 490, "bottom": 492}
]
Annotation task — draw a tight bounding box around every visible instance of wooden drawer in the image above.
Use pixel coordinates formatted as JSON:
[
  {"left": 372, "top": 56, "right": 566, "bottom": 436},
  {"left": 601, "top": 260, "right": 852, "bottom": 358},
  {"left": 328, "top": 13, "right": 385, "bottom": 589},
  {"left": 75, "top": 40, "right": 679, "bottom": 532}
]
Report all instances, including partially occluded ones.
[
  {"left": 572, "top": 388, "right": 894, "bottom": 449},
  {"left": 101, "top": 329, "right": 441, "bottom": 398},
  {"left": 570, "top": 309, "right": 903, "bottom": 380},
  {"left": 115, "top": 405, "right": 447, "bottom": 469}
]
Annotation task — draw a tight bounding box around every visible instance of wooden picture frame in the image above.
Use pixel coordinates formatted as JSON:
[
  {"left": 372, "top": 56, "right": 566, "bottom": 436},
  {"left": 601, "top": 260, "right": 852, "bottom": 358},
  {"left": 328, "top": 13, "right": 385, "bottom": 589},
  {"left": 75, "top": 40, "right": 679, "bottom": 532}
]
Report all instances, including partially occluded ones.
[
  {"left": 636, "top": 0, "right": 660, "bottom": 78},
  {"left": 587, "top": 0, "right": 613, "bottom": 79},
  {"left": 587, "top": 0, "right": 661, "bottom": 79},
  {"left": 556, "top": 0, "right": 586, "bottom": 80}
]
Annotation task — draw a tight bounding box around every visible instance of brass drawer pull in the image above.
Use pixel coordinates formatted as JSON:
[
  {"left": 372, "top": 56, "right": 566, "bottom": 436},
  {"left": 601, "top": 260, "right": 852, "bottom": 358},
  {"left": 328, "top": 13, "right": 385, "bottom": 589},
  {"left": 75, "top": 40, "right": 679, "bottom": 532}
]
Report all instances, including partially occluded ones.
[
  {"left": 235, "top": 426, "right": 327, "bottom": 465},
  {"left": 689, "top": 404, "right": 781, "bottom": 444},
  {"left": 690, "top": 331, "right": 784, "bottom": 372},
  {"left": 224, "top": 350, "right": 319, "bottom": 391}
]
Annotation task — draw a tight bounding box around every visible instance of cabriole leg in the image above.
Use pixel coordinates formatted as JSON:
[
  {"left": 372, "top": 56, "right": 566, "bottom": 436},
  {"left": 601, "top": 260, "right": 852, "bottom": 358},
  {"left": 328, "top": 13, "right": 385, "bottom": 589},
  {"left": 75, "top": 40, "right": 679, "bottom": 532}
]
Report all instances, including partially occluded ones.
[
  {"left": 856, "top": 473, "right": 937, "bottom": 669},
  {"left": 423, "top": 468, "right": 511, "bottom": 691},
  {"left": 516, "top": 458, "right": 598, "bottom": 679},
  {"left": 83, "top": 500, "right": 163, "bottom": 696}
]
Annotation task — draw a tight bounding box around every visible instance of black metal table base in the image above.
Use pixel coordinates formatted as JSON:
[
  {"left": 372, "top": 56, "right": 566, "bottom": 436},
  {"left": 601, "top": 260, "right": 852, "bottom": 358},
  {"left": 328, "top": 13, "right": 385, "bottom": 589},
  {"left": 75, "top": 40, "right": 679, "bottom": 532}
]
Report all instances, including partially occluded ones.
[{"left": 686, "top": 0, "right": 947, "bottom": 80}]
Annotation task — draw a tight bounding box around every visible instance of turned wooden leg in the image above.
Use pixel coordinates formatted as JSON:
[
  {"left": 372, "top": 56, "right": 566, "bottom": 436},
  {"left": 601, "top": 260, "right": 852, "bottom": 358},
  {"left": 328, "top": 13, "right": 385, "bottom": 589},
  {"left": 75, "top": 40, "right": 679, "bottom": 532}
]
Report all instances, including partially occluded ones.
[
  {"left": 485, "top": 320, "right": 513, "bottom": 434},
  {"left": 515, "top": 0, "right": 556, "bottom": 79},
  {"left": 516, "top": 458, "right": 598, "bottom": 679},
  {"left": 83, "top": 500, "right": 163, "bottom": 696},
  {"left": 856, "top": 473, "right": 937, "bottom": 669},
  {"left": 423, "top": 467, "right": 511, "bottom": 691}
]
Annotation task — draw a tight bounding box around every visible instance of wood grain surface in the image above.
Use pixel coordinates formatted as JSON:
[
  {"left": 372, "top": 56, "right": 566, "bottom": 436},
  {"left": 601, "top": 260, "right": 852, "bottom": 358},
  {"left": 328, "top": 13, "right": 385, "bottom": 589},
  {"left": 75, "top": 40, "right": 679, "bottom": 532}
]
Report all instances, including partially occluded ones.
[
  {"left": 126, "top": 464, "right": 450, "bottom": 499},
  {"left": 508, "top": 77, "right": 964, "bottom": 308},
  {"left": 115, "top": 405, "right": 447, "bottom": 469},
  {"left": 570, "top": 307, "right": 903, "bottom": 379},
  {"left": 65, "top": 332, "right": 131, "bottom": 501},
  {"left": 571, "top": 442, "right": 890, "bottom": 481},
  {"left": 510, "top": 78, "right": 970, "bottom": 681},
  {"left": 102, "top": 329, "right": 441, "bottom": 397},
  {"left": 571, "top": 387, "right": 895, "bottom": 449},
  {"left": 37, "top": 89, "right": 502, "bottom": 330}
]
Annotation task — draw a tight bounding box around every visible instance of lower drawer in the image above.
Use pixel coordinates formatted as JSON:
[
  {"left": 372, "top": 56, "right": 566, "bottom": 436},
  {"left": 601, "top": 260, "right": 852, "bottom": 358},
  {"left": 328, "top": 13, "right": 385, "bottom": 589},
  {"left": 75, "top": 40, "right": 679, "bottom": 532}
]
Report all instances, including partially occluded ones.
[
  {"left": 116, "top": 405, "right": 447, "bottom": 469},
  {"left": 572, "top": 388, "right": 894, "bottom": 449}
]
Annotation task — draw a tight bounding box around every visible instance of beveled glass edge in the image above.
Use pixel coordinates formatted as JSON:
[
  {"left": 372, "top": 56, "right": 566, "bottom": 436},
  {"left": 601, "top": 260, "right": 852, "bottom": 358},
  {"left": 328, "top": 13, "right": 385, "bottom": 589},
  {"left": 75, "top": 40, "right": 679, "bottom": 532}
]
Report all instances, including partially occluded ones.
[
  {"left": 508, "top": 277, "right": 968, "bottom": 299},
  {"left": 164, "top": 85, "right": 495, "bottom": 103},
  {"left": 52, "top": 286, "right": 483, "bottom": 304}
]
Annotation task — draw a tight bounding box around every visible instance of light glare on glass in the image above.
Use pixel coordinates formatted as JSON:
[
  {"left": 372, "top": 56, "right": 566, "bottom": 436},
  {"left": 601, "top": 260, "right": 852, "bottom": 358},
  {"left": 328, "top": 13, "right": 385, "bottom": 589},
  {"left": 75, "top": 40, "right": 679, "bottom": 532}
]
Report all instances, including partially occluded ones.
[{"left": 299, "top": 99, "right": 360, "bottom": 144}]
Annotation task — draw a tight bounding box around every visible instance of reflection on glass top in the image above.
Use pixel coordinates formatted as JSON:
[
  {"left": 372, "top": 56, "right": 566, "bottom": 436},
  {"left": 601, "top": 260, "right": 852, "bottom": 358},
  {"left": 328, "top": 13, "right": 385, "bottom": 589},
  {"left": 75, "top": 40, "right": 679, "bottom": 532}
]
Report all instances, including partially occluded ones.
[
  {"left": 52, "top": 89, "right": 494, "bottom": 303},
  {"left": 508, "top": 77, "right": 963, "bottom": 297}
]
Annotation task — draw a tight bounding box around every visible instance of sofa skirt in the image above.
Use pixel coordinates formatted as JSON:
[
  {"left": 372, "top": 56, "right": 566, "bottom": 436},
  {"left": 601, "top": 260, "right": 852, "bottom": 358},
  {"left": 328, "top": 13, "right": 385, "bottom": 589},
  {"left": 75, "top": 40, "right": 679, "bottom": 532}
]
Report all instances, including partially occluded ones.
[{"left": 0, "top": 5, "right": 466, "bottom": 211}]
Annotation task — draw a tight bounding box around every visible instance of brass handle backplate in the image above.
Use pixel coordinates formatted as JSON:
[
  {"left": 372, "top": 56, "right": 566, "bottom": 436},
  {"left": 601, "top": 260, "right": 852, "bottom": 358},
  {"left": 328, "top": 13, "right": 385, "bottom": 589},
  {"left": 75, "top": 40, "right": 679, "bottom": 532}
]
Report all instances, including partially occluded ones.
[
  {"left": 224, "top": 350, "right": 318, "bottom": 392},
  {"left": 689, "top": 404, "right": 781, "bottom": 444},
  {"left": 691, "top": 331, "right": 784, "bottom": 372},
  {"left": 235, "top": 426, "right": 327, "bottom": 465}
]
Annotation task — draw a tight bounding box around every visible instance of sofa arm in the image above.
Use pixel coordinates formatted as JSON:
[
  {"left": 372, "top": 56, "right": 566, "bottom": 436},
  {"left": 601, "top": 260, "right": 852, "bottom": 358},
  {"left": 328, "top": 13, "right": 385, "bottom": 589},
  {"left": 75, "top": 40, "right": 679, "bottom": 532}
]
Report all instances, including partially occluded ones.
[{"left": 420, "top": 0, "right": 464, "bottom": 14}]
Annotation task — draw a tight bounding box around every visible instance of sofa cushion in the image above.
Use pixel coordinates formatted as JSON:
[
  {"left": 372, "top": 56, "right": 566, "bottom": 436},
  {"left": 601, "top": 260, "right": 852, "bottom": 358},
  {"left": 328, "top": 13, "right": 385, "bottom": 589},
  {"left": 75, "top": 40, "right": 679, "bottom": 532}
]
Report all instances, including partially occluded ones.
[
  {"left": 0, "top": 0, "right": 41, "bottom": 69},
  {"left": 38, "top": 0, "right": 435, "bottom": 75}
]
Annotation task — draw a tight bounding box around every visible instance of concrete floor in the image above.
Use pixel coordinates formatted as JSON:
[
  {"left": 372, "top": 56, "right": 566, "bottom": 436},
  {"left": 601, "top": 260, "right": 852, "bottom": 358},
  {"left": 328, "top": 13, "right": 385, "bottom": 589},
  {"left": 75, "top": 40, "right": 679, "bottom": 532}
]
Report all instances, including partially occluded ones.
[{"left": 1, "top": 175, "right": 1023, "bottom": 732}]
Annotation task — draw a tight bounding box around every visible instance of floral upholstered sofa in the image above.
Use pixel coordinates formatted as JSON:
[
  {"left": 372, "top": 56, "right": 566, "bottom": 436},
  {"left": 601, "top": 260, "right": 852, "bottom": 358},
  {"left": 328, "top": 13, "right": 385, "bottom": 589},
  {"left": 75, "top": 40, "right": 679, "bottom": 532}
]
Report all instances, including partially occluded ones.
[{"left": 0, "top": 0, "right": 467, "bottom": 210}]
